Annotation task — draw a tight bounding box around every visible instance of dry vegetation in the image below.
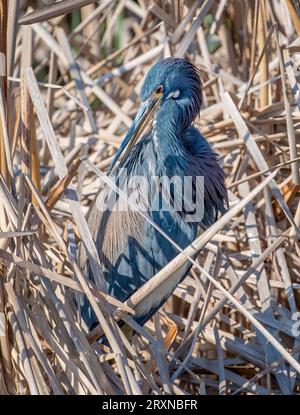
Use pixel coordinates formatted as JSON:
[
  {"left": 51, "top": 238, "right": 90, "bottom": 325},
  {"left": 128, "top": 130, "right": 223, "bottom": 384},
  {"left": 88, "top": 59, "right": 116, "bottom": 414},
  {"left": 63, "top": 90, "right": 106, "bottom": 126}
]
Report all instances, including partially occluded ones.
[{"left": 0, "top": 0, "right": 300, "bottom": 395}]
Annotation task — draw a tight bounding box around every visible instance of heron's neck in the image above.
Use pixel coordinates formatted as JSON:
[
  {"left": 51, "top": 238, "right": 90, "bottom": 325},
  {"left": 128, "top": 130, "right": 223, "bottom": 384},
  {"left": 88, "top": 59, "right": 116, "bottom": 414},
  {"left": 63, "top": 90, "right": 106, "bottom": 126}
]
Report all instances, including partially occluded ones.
[{"left": 151, "top": 102, "right": 187, "bottom": 175}]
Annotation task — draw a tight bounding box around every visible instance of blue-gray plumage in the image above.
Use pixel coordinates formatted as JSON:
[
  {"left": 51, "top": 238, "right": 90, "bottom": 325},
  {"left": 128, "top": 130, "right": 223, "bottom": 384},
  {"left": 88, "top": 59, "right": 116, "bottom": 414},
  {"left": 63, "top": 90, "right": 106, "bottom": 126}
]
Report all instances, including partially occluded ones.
[{"left": 81, "top": 58, "right": 227, "bottom": 330}]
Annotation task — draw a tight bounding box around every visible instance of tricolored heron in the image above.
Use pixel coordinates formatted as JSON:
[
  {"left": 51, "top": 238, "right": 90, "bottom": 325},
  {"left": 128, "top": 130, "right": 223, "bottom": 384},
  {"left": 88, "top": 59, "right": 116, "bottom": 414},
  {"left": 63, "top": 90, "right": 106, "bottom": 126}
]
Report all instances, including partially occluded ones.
[{"left": 81, "top": 58, "right": 227, "bottom": 339}]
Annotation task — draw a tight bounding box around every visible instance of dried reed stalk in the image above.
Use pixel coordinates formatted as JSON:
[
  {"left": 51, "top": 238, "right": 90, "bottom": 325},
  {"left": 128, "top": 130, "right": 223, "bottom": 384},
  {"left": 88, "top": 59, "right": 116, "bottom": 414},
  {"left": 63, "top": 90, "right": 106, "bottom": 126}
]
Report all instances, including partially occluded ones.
[{"left": 0, "top": 0, "right": 299, "bottom": 396}]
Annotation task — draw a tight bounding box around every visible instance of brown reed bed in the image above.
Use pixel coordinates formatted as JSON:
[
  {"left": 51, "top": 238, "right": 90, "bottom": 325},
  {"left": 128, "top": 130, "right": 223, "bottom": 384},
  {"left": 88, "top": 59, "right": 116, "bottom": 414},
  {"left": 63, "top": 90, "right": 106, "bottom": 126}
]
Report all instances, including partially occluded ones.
[{"left": 0, "top": 0, "right": 300, "bottom": 395}]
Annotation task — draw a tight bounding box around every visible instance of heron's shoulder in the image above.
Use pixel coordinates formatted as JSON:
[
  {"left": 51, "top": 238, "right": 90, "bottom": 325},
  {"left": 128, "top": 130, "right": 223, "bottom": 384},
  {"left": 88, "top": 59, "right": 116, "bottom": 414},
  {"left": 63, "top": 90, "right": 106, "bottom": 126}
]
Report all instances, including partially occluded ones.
[{"left": 182, "top": 126, "right": 212, "bottom": 155}]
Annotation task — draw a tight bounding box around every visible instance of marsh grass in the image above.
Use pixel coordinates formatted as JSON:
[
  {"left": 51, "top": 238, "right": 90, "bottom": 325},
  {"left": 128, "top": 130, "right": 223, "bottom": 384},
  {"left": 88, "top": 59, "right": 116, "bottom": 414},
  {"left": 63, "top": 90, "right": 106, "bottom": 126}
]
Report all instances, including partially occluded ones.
[{"left": 0, "top": 0, "right": 299, "bottom": 395}]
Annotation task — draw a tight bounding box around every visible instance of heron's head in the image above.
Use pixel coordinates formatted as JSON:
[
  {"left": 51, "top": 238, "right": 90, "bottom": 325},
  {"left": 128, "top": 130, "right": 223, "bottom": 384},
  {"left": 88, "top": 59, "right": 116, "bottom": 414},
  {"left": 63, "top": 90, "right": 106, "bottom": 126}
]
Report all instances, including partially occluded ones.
[
  {"left": 141, "top": 58, "right": 202, "bottom": 126},
  {"left": 109, "top": 58, "right": 202, "bottom": 173}
]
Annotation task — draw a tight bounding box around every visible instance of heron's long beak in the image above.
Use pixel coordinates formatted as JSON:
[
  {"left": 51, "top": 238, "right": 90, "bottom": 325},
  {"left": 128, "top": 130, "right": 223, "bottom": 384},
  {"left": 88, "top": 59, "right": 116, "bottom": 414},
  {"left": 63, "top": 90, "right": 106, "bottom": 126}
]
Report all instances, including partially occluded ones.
[{"left": 108, "top": 92, "right": 162, "bottom": 174}]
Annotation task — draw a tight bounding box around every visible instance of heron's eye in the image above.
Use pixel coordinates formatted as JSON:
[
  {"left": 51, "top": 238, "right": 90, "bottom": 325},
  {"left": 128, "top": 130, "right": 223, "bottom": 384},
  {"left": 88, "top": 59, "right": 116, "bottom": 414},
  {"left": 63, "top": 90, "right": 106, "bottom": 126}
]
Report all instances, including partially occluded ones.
[{"left": 155, "top": 86, "right": 163, "bottom": 94}]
